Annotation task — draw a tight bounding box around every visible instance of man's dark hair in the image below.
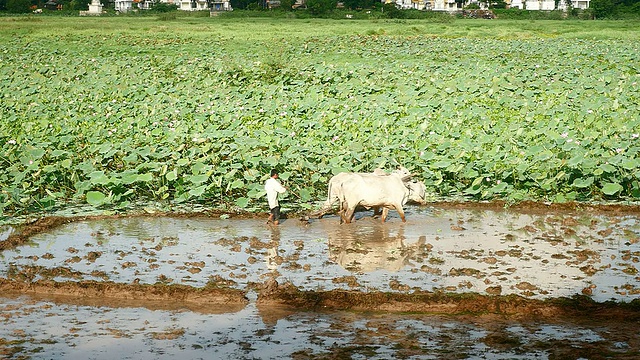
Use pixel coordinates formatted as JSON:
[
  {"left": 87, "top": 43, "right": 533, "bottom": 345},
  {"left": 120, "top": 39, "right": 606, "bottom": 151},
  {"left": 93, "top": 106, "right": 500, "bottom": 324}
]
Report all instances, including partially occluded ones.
[{"left": 270, "top": 169, "right": 278, "bottom": 177}]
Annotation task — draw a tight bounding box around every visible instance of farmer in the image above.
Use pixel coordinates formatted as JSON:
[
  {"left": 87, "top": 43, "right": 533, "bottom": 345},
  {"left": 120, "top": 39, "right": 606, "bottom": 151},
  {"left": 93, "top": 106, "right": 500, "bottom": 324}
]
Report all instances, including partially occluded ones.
[{"left": 265, "top": 169, "right": 287, "bottom": 225}]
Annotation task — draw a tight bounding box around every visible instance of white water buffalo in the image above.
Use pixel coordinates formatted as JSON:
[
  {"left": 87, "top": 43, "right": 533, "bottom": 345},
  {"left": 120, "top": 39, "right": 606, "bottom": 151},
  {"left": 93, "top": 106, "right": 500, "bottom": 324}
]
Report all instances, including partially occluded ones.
[
  {"left": 318, "top": 168, "right": 426, "bottom": 223},
  {"left": 339, "top": 173, "right": 414, "bottom": 223},
  {"left": 316, "top": 168, "right": 416, "bottom": 219}
]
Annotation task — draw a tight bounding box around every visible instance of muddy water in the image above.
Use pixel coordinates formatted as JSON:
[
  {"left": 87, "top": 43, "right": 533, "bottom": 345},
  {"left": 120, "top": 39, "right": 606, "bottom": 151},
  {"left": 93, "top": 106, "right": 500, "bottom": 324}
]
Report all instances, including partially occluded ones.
[
  {"left": 2, "top": 207, "right": 639, "bottom": 301},
  {"left": 1, "top": 206, "right": 639, "bottom": 358},
  {"left": 2, "top": 294, "right": 637, "bottom": 360}
]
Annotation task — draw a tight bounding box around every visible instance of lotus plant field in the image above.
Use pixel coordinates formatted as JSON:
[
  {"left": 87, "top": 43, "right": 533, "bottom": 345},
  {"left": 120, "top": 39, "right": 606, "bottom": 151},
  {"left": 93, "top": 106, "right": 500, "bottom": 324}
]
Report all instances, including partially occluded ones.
[{"left": 0, "top": 17, "right": 639, "bottom": 216}]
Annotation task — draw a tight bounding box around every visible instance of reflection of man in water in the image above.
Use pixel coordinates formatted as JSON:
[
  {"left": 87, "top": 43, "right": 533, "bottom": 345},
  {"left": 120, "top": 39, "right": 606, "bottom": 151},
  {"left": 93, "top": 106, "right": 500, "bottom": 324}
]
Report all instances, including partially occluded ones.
[
  {"left": 265, "top": 169, "right": 287, "bottom": 225},
  {"left": 266, "top": 225, "right": 281, "bottom": 272}
]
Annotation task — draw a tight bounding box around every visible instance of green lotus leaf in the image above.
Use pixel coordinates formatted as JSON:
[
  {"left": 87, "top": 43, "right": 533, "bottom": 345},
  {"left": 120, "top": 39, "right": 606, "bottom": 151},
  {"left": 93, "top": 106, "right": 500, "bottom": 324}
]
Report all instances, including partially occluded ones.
[
  {"left": 621, "top": 158, "right": 638, "bottom": 170},
  {"left": 89, "top": 171, "right": 110, "bottom": 185},
  {"left": 123, "top": 153, "right": 138, "bottom": 164},
  {"left": 572, "top": 177, "right": 594, "bottom": 188},
  {"left": 230, "top": 179, "right": 244, "bottom": 189},
  {"left": 121, "top": 172, "right": 139, "bottom": 185},
  {"left": 86, "top": 191, "right": 107, "bottom": 206},
  {"left": 137, "top": 173, "right": 153, "bottom": 182},
  {"left": 490, "top": 182, "right": 509, "bottom": 194},
  {"left": 599, "top": 163, "right": 617, "bottom": 173},
  {"left": 601, "top": 182, "right": 623, "bottom": 196},
  {"left": 189, "top": 174, "right": 209, "bottom": 184},
  {"left": 235, "top": 197, "right": 249, "bottom": 208},
  {"left": 189, "top": 185, "right": 208, "bottom": 197},
  {"left": 166, "top": 170, "right": 178, "bottom": 181},
  {"left": 61, "top": 159, "right": 73, "bottom": 169},
  {"left": 51, "top": 150, "right": 67, "bottom": 158}
]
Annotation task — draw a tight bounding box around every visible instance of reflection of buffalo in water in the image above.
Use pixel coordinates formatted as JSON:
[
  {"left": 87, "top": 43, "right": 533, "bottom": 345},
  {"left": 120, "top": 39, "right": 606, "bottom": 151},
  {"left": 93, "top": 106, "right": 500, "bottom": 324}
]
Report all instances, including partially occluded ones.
[{"left": 325, "top": 220, "right": 427, "bottom": 273}]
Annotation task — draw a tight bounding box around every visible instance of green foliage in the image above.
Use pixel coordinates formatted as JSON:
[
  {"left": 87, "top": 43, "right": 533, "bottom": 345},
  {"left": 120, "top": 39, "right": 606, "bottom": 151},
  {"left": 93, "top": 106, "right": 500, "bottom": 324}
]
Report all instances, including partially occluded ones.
[
  {"left": 382, "top": 3, "right": 403, "bottom": 18},
  {"left": 492, "top": 9, "right": 568, "bottom": 19},
  {"left": 68, "top": 0, "right": 91, "bottom": 11},
  {"left": 157, "top": 12, "right": 177, "bottom": 20},
  {"left": 151, "top": 2, "right": 179, "bottom": 12},
  {"left": 0, "top": 18, "right": 639, "bottom": 216},
  {"left": 6, "top": 0, "right": 31, "bottom": 13},
  {"left": 591, "top": 0, "right": 616, "bottom": 18},
  {"left": 490, "top": 0, "right": 507, "bottom": 9},
  {"left": 306, "top": 0, "right": 337, "bottom": 15},
  {"left": 279, "top": 0, "right": 294, "bottom": 10},
  {"left": 588, "top": 0, "right": 640, "bottom": 18},
  {"left": 342, "top": 0, "right": 376, "bottom": 10}
]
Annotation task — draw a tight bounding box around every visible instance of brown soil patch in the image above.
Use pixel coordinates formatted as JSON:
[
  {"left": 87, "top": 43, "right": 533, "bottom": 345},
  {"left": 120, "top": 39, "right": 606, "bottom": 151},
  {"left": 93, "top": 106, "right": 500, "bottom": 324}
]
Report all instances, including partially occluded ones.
[
  {"left": 256, "top": 279, "right": 640, "bottom": 321},
  {"left": 1, "top": 276, "right": 640, "bottom": 321},
  {"left": 0, "top": 278, "right": 248, "bottom": 306},
  {"left": 429, "top": 200, "right": 640, "bottom": 215}
]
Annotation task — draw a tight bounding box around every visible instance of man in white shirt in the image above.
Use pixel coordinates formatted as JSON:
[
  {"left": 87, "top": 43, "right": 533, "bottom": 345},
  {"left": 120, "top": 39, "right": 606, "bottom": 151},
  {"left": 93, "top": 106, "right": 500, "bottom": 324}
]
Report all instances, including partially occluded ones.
[{"left": 265, "top": 169, "right": 287, "bottom": 225}]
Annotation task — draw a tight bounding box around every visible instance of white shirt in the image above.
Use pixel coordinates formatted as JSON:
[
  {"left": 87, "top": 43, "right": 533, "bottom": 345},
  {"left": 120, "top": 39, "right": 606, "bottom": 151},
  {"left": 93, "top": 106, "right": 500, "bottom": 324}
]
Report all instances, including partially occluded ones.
[{"left": 265, "top": 177, "right": 286, "bottom": 209}]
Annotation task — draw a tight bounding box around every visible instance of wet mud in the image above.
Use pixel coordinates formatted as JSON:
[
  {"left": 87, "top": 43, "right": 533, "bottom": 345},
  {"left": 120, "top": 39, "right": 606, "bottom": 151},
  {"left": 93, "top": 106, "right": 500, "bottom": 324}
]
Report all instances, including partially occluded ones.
[{"left": 1, "top": 202, "right": 639, "bottom": 358}]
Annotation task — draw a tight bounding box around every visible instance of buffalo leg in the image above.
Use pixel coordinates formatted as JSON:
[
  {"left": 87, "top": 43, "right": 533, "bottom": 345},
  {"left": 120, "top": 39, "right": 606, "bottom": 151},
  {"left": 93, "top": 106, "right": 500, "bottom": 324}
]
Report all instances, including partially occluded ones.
[
  {"left": 338, "top": 200, "right": 348, "bottom": 224},
  {"left": 343, "top": 205, "right": 356, "bottom": 224},
  {"left": 397, "top": 205, "right": 406, "bottom": 222},
  {"left": 381, "top": 208, "right": 389, "bottom": 223}
]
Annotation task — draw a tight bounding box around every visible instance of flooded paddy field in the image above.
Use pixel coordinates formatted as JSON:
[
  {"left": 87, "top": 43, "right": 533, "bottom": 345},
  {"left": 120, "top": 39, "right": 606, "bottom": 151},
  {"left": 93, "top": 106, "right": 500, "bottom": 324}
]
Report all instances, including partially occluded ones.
[{"left": 1, "top": 204, "right": 639, "bottom": 359}]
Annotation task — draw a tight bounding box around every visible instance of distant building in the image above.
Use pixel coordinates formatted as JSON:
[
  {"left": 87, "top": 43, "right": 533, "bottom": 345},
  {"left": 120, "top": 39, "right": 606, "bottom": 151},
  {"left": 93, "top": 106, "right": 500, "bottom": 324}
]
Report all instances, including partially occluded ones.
[
  {"left": 115, "top": 0, "right": 133, "bottom": 11},
  {"left": 114, "top": 0, "right": 231, "bottom": 12},
  {"left": 210, "top": 0, "right": 233, "bottom": 11},
  {"left": 115, "top": 0, "right": 160, "bottom": 12},
  {"left": 389, "top": 0, "right": 589, "bottom": 10},
  {"left": 387, "top": 0, "right": 428, "bottom": 10},
  {"left": 178, "top": 0, "right": 232, "bottom": 10},
  {"left": 429, "top": 0, "right": 462, "bottom": 11},
  {"left": 45, "top": 0, "right": 63, "bottom": 10},
  {"left": 505, "top": 0, "right": 590, "bottom": 9}
]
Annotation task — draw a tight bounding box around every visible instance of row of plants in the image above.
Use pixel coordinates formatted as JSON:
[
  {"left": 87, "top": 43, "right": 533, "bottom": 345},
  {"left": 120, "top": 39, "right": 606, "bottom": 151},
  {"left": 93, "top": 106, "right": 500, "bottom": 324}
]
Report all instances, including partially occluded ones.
[{"left": 0, "top": 22, "right": 639, "bottom": 217}]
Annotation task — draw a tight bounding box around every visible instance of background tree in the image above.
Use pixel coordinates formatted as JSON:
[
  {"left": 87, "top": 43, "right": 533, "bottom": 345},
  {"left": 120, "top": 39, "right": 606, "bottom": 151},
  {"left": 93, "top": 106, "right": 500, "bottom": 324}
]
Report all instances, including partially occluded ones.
[
  {"left": 152, "top": 2, "right": 178, "bottom": 11},
  {"left": 306, "top": 0, "right": 336, "bottom": 15},
  {"left": 490, "top": 0, "right": 507, "bottom": 8},
  {"left": 617, "top": 0, "right": 640, "bottom": 16},
  {"left": 6, "top": 0, "right": 32, "bottom": 12},
  {"left": 342, "top": 0, "right": 374, "bottom": 9},
  {"left": 590, "top": 0, "right": 616, "bottom": 17},
  {"left": 69, "top": 0, "right": 89, "bottom": 9},
  {"left": 382, "top": 2, "right": 403, "bottom": 17},
  {"left": 230, "top": 0, "right": 258, "bottom": 9},
  {"left": 279, "top": 0, "right": 293, "bottom": 10},
  {"left": 342, "top": 0, "right": 358, "bottom": 9}
]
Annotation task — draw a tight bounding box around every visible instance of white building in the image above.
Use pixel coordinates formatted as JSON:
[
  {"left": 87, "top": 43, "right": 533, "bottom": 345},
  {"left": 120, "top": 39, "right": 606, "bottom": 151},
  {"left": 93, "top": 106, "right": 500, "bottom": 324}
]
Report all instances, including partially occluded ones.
[
  {"left": 431, "top": 0, "right": 460, "bottom": 11},
  {"left": 388, "top": 0, "right": 428, "bottom": 10},
  {"left": 178, "top": 0, "right": 231, "bottom": 10},
  {"left": 509, "top": 0, "right": 590, "bottom": 9},
  {"left": 115, "top": 0, "right": 155, "bottom": 12},
  {"left": 179, "top": 0, "right": 207, "bottom": 10},
  {"left": 209, "top": 0, "right": 232, "bottom": 11},
  {"left": 115, "top": 0, "right": 133, "bottom": 11},
  {"left": 561, "top": 0, "right": 590, "bottom": 9},
  {"left": 114, "top": 0, "right": 231, "bottom": 12},
  {"left": 391, "top": 0, "right": 589, "bottom": 10}
]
